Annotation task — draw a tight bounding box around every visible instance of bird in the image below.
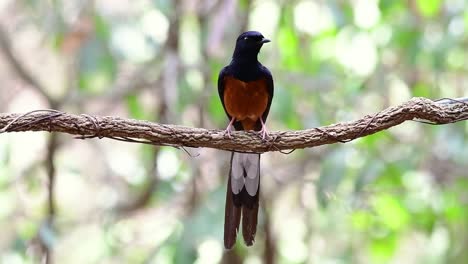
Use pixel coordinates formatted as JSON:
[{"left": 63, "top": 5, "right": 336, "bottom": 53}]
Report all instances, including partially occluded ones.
[{"left": 217, "top": 31, "right": 274, "bottom": 249}]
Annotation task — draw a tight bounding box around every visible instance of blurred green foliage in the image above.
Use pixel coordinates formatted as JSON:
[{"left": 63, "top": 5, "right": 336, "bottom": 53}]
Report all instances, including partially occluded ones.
[{"left": 0, "top": 0, "right": 467, "bottom": 263}]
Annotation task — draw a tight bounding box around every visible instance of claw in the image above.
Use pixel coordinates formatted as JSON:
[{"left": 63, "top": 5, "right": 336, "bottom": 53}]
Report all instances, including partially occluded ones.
[
  {"left": 259, "top": 118, "right": 270, "bottom": 141},
  {"left": 224, "top": 127, "right": 232, "bottom": 138},
  {"left": 224, "top": 117, "right": 236, "bottom": 138}
]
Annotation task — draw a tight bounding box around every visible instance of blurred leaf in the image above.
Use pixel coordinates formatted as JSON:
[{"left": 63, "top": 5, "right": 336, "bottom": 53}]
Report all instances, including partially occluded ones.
[
  {"left": 126, "top": 94, "right": 147, "bottom": 119},
  {"left": 443, "top": 190, "right": 465, "bottom": 223},
  {"left": 17, "top": 220, "right": 38, "bottom": 241},
  {"left": 357, "top": 130, "right": 391, "bottom": 150},
  {"left": 272, "top": 85, "right": 302, "bottom": 129},
  {"left": 379, "top": 0, "right": 405, "bottom": 16},
  {"left": 413, "top": 208, "right": 436, "bottom": 233},
  {"left": 51, "top": 32, "right": 66, "bottom": 51},
  {"left": 238, "top": 0, "right": 250, "bottom": 9},
  {"left": 94, "top": 14, "right": 111, "bottom": 39},
  {"left": 180, "top": 190, "right": 225, "bottom": 240},
  {"left": 154, "top": 180, "right": 176, "bottom": 202},
  {"left": 372, "top": 194, "right": 409, "bottom": 231},
  {"left": 354, "top": 162, "right": 383, "bottom": 193},
  {"left": 309, "top": 34, "right": 336, "bottom": 73},
  {"left": 373, "top": 163, "right": 405, "bottom": 190},
  {"left": 446, "top": 48, "right": 465, "bottom": 70},
  {"left": 344, "top": 77, "right": 365, "bottom": 94},
  {"left": 370, "top": 233, "right": 398, "bottom": 263},
  {"left": 277, "top": 12, "right": 301, "bottom": 70},
  {"left": 0, "top": 191, "right": 14, "bottom": 218},
  {"left": 351, "top": 210, "right": 373, "bottom": 231},
  {"left": 78, "top": 38, "right": 116, "bottom": 93},
  {"left": 177, "top": 76, "right": 196, "bottom": 111},
  {"left": 412, "top": 82, "right": 431, "bottom": 98},
  {"left": 416, "top": 0, "right": 441, "bottom": 18},
  {"left": 153, "top": 244, "right": 177, "bottom": 264},
  {"left": 208, "top": 93, "right": 226, "bottom": 126},
  {"left": 0, "top": 144, "right": 10, "bottom": 187},
  {"left": 393, "top": 28, "right": 421, "bottom": 64},
  {"left": 465, "top": 10, "right": 468, "bottom": 29}
]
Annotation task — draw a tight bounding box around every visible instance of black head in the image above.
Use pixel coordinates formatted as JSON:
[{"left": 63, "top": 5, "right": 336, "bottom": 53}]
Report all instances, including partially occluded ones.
[{"left": 232, "top": 31, "right": 270, "bottom": 61}]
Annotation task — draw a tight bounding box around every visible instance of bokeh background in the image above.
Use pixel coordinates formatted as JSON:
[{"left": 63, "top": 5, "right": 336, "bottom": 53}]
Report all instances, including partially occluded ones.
[{"left": 0, "top": 0, "right": 467, "bottom": 263}]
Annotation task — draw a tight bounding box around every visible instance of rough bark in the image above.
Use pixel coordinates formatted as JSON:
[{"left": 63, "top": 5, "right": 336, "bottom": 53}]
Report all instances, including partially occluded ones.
[{"left": 0, "top": 97, "right": 467, "bottom": 153}]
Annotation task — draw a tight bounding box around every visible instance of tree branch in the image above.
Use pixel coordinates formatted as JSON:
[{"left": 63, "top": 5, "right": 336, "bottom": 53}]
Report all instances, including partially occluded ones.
[{"left": 0, "top": 97, "right": 467, "bottom": 153}]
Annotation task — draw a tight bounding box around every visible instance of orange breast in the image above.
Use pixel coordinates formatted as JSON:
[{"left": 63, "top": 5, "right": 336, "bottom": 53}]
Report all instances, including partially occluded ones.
[{"left": 223, "top": 76, "right": 269, "bottom": 130}]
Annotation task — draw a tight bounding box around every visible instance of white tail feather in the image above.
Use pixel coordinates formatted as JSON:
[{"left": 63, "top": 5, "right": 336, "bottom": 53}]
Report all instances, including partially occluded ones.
[
  {"left": 231, "top": 153, "right": 244, "bottom": 194},
  {"left": 230, "top": 153, "right": 260, "bottom": 196}
]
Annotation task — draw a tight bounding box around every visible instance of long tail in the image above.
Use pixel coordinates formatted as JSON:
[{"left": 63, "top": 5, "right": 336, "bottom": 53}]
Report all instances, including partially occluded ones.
[{"left": 224, "top": 152, "right": 260, "bottom": 249}]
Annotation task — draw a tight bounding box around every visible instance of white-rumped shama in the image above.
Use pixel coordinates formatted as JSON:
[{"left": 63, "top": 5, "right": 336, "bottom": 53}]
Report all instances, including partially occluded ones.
[{"left": 218, "top": 31, "right": 273, "bottom": 249}]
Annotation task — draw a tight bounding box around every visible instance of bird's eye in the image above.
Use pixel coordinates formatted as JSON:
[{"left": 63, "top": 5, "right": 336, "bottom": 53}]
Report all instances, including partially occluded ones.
[{"left": 243, "top": 36, "right": 249, "bottom": 40}]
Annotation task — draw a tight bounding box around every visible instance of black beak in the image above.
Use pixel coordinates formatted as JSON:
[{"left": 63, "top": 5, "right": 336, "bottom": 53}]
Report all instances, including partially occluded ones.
[{"left": 260, "top": 38, "right": 271, "bottom": 44}]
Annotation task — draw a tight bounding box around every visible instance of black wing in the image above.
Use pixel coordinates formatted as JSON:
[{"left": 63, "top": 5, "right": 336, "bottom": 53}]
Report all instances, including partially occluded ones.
[
  {"left": 217, "top": 65, "right": 232, "bottom": 121},
  {"left": 260, "top": 65, "right": 274, "bottom": 123}
]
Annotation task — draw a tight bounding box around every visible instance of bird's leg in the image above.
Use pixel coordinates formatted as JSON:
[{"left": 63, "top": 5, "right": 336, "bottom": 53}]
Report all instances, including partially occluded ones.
[
  {"left": 259, "top": 118, "right": 269, "bottom": 140},
  {"left": 224, "top": 117, "right": 236, "bottom": 138}
]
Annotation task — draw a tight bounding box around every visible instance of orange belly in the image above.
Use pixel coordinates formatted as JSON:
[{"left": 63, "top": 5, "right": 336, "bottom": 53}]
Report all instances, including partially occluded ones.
[{"left": 223, "top": 76, "right": 269, "bottom": 130}]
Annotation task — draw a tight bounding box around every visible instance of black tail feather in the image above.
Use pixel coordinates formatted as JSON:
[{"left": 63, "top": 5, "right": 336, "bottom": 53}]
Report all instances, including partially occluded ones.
[{"left": 224, "top": 173, "right": 241, "bottom": 249}]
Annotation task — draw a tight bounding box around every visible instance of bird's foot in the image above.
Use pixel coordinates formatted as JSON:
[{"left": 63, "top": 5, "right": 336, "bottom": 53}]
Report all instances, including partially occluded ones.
[
  {"left": 259, "top": 119, "right": 270, "bottom": 141},
  {"left": 224, "top": 117, "right": 236, "bottom": 138},
  {"left": 224, "top": 126, "right": 233, "bottom": 138},
  {"left": 259, "top": 127, "right": 270, "bottom": 141}
]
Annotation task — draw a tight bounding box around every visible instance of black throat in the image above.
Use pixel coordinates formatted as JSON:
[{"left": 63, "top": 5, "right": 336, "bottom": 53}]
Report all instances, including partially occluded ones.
[{"left": 232, "top": 46, "right": 261, "bottom": 65}]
